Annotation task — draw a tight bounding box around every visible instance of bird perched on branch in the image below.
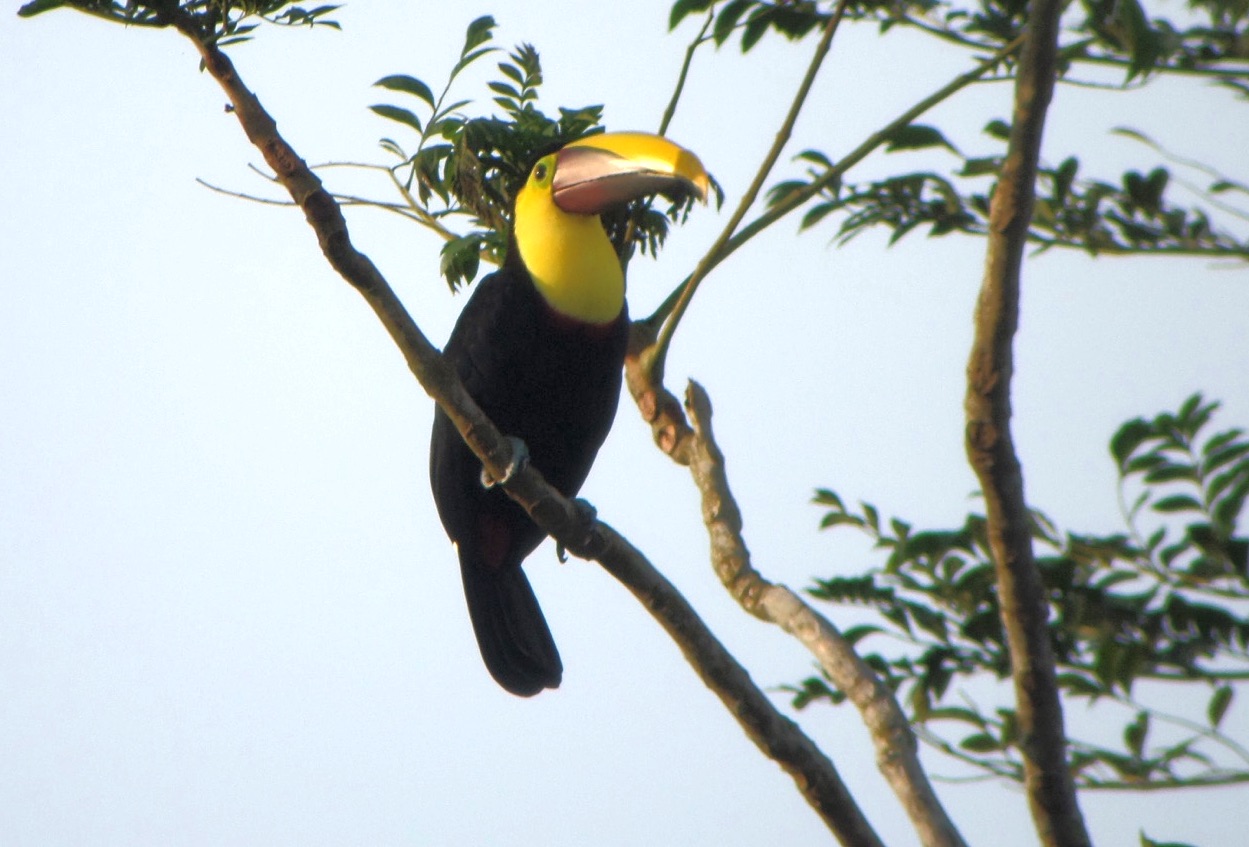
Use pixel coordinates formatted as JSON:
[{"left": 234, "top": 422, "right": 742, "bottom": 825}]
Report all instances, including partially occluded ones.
[{"left": 430, "top": 131, "right": 709, "bottom": 696}]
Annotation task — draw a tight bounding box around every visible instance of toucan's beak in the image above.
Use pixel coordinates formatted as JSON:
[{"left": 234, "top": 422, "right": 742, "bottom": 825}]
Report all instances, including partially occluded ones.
[{"left": 551, "top": 131, "right": 710, "bottom": 216}]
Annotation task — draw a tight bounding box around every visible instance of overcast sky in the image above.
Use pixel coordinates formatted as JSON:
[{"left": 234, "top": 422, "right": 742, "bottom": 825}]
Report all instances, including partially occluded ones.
[{"left": 3, "top": 1, "right": 1247, "bottom": 845}]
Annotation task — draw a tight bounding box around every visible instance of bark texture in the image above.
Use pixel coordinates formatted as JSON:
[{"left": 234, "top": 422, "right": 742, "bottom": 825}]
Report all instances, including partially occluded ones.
[{"left": 964, "top": 1, "right": 1093, "bottom": 844}]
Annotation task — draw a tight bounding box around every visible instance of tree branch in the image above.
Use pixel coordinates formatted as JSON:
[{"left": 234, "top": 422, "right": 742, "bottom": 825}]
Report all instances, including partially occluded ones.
[
  {"left": 644, "top": 35, "right": 1023, "bottom": 333},
  {"left": 684, "top": 381, "right": 968, "bottom": 847},
  {"left": 152, "top": 9, "right": 882, "bottom": 844},
  {"left": 657, "top": 7, "right": 715, "bottom": 136},
  {"left": 647, "top": 0, "right": 849, "bottom": 382},
  {"left": 963, "top": 0, "right": 1091, "bottom": 843}
]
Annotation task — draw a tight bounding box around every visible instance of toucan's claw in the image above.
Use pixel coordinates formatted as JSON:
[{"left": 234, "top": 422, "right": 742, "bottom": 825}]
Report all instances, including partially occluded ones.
[
  {"left": 557, "top": 498, "right": 602, "bottom": 562},
  {"left": 481, "top": 436, "right": 530, "bottom": 489}
]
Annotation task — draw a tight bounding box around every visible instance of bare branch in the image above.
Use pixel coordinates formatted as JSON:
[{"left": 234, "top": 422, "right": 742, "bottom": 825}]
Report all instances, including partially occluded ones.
[
  {"left": 648, "top": 0, "right": 849, "bottom": 380},
  {"left": 684, "top": 381, "right": 969, "bottom": 847},
  {"left": 963, "top": 0, "right": 1091, "bottom": 843}
]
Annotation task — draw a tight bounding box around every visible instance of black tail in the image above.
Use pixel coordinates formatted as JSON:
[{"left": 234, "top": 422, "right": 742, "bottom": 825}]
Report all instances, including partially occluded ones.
[{"left": 459, "top": 550, "right": 562, "bottom": 697}]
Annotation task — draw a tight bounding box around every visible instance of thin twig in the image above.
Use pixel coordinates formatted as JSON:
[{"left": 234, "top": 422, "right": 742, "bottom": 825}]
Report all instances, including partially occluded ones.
[
  {"left": 648, "top": 0, "right": 849, "bottom": 381},
  {"left": 658, "top": 9, "right": 716, "bottom": 136},
  {"left": 1115, "top": 696, "right": 1249, "bottom": 769},
  {"left": 645, "top": 34, "right": 1024, "bottom": 329}
]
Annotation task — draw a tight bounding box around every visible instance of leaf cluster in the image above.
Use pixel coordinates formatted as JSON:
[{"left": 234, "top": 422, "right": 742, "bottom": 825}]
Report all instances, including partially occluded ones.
[
  {"left": 793, "top": 395, "right": 1249, "bottom": 790},
  {"left": 670, "top": 0, "right": 832, "bottom": 52},
  {"left": 18, "top": 0, "right": 341, "bottom": 45},
  {"left": 368, "top": 16, "right": 693, "bottom": 291},
  {"left": 743, "top": 0, "right": 1249, "bottom": 81},
  {"left": 770, "top": 121, "right": 1249, "bottom": 258},
  {"left": 1113, "top": 393, "right": 1249, "bottom": 578}
]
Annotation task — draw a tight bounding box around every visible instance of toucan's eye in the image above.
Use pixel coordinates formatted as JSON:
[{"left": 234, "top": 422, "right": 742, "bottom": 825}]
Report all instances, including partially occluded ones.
[{"left": 530, "top": 154, "right": 557, "bottom": 187}]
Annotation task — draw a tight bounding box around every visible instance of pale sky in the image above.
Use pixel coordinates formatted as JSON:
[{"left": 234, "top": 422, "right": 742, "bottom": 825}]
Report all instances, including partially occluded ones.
[{"left": 2, "top": 2, "right": 1248, "bottom": 845}]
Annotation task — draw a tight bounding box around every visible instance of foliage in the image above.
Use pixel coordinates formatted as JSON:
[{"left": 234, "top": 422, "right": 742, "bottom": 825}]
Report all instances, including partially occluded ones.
[
  {"left": 17, "top": 0, "right": 341, "bottom": 45},
  {"left": 369, "top": 16, "right": 696, "bottom": 290},
  {"left": 769, "top": 131, "right": 1249, "bottom": 257},
  {"left": 672, "top": 0, "right": 1249, "bottom": 78},
  {"left": 793, "top": 395, "right": 1249, "bottom": 790},
  {"left": 671, "top": 0, "right": 1249, "bottom": 261},
  {"left": 671, "top": 0, "right": 831, "bottom": 51}
]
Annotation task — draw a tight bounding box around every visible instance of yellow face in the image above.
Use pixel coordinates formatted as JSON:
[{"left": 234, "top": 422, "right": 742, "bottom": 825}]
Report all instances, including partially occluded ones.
[
  {"left": 510, "top": 132, "right": 709, "bottom": 325},
  {"left": 513, "top": 154, "right": 626, "bottom": 326}
]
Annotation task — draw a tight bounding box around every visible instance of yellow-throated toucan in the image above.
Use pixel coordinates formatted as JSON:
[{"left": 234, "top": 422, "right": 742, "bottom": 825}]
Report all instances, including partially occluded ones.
[{"left": 429, "top": 132, "right": 708, "bottom": 696}]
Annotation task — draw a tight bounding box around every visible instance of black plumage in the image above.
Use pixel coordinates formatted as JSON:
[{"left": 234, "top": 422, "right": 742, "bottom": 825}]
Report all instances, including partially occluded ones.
[{"left": 429, "top": 251, "right": 629, "bottom": 696}]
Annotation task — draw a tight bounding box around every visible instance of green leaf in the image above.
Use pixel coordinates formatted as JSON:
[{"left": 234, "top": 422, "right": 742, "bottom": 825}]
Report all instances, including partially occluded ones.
[
  {"left": 786, "top": 675, "right": 843, "bottom": 709},
  {"left": 497, "top": 60, "right": 522, "bottom": 81},
  {"left": 740, "top": 14, "right": 770, "bottom": 52},
  {"left": 1144, "top": 526, "right": 1166, "bottom": 552},
  {"left": 462, "top": 14, "right": 497, "bottom": 53},
  {"left": 801, "top": 202, "right": 837, "bottom": 231},
  {"left": 487, "top": 81, "right": 522, "bottom": 100},
  {"left": 369, "top": 104, "right": 423, "bottom": 134},
  {"left": 903, "top": 530, "right": 963, "bottom": 560},
  {"left": 1203, "top": 441, "right": 1249, "bottom": 478},
  {"left": 885, "top": 124, "right": 959, "bottom": 154},
  {"left": 812, "top": 488, "right": 844, "bottom": 509},
  {"left": 1124, "top": 711, "right": 1149, "bottom": 757},
  {"left": 1176, "top": 393, "right": 1210, "bottom": 431},
  {"left": 1110, "top": 417, "right": 1152, "bottom": 470},
  {"left": 1208, "top": 459, "right": 1249, "bottom": 505},
  {"left": 1150, "top": 494, "right": 1204, "bottom": 514},
  {"left": 890, "top": 517, "right": 912, "bottom": 540},
  {"left": 713, "top": 0, "right": 753, "bottom": 45},
  {"left": 961, "top": 157, "right": 1001, "bottom": 177},
  {"left": 1056, "top": 672, "right": 1107, "bottom": 697},
  {"left": 1203, "top": 426, "right": 1246, "bottom": 458},
  {"left": 910, "top": 604, "right": 949, "bottom": 640},
  {"left": 670, "top": 0, "right": 716, "bottom": 30},
  {"left": 819, "top": 512, "right": 864, "bottom": 530},
  {"left": 1125, "top": 452, "right": 1166, "bottom": 475},
  {"left": 842, "top": 624, "right": 884, "bottom": 645},
  {"left": 17, "top": 0, "right": 66, "bottom": 17},
  {"left": 1208, "top": 685, "right": 1233, "bottom": 728},
  {"left": 1143, "top": 462, "right": 1199, "bottom": 484},
  {"left": 1093, "top": 569, "right": 1139, "bottom": 590},
  {"left": 926, "top": 706, "right": 987, "bottom": 726},
  {"left": 960, "top": 733, "right": 1001, "bottom": 753},
  {"left": 439, "top": 234, "right": 485, "bottom": 290},
  {"left": 450, "top": 17, "right": 500, "bottom": 80},
  {"left": 983, "top": 119, "right": 1012, "bottom": 140},
  {"left": 378, "top": 137, "right": 406, "bottom": 159},
  {"left": 373, "top": 75, "right": 435, "bottom": 109},
  {"left": 1213, "top": 475, "right": 1249, "bottom": 533},
  {"left": 796, "top": 149, "right": 834, "bottom": 169},
  {"left": 1140, "top": 832, "right": 1200, "bottom": 847}
]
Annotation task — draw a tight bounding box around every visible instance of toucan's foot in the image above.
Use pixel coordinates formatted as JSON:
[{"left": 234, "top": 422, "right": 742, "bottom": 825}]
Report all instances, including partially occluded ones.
[
  {"left": 557, "top": 498, "right": 602, "bottom": 562},
  {"left": 481, "top": 436, "right": 529, "bottom": 489}
]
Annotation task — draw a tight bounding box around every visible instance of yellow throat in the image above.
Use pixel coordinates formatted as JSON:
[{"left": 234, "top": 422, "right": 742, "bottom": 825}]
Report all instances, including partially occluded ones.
[{"left": 513, "top": 153, "right": 625, "bottom": 326}]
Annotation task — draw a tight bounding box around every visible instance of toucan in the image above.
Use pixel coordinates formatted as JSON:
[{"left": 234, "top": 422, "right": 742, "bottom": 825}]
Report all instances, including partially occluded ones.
[{"left": 429, "top": 132, "right": 709, "bottom": 696}]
